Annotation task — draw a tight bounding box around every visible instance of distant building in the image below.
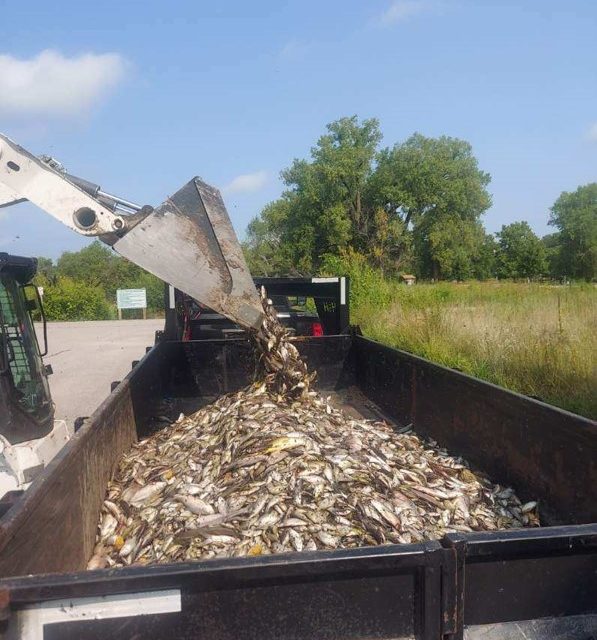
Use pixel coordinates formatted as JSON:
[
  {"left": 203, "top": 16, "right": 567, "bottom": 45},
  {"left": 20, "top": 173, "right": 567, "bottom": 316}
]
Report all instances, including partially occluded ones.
[{"left": 400, "top": 274, "right": 416, "bottom": 286}]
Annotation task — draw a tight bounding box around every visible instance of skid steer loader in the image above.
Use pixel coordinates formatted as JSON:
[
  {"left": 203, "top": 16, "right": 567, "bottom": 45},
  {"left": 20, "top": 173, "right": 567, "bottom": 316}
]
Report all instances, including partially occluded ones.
[
  {"left": 0, "top": 133, "right": 265, "bottom": 499},
  {"left": 0, "top": 253, "right": 70, "bottom": 502}
]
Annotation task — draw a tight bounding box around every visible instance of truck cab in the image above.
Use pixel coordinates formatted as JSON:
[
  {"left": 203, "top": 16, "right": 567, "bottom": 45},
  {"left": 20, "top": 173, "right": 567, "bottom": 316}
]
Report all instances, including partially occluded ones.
[{"left": 162, "top": 276, "right": 349, "bottom": 342}]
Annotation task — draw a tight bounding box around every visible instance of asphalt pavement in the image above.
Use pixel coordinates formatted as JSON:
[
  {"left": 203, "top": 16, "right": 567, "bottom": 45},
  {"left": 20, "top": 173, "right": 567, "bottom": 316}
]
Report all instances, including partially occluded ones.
[{"left": 36, "top": 320, "right": 163, "bottom": 427}]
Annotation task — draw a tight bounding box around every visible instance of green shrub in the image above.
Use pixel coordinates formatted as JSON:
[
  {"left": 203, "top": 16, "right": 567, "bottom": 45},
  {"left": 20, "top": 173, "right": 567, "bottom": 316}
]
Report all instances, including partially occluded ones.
[
  {"left": 42, "top": 276, "right": 113, "bottom": 321},
  {"left": 321, "top": 249, "right": 396, "bottom": 313}
]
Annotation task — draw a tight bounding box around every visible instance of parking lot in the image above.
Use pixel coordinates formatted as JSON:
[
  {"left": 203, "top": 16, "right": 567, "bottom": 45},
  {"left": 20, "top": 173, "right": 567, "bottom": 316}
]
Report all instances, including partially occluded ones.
[{"left": 39, "top": 319, "right": 163, "bottom": 426}]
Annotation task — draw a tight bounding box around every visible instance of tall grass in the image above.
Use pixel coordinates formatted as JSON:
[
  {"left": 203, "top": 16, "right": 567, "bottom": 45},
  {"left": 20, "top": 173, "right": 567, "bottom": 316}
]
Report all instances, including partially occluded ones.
[{"left": 323, "top": 254, "right": 597, "bottom": 419}]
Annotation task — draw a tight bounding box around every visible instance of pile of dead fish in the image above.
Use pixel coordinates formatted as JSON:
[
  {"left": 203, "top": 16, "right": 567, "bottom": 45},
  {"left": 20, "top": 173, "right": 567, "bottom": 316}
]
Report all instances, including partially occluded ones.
[
  {"left": 249, "top": 287, "right": 315, "bottom": 398},
  {"left": 89, "top": 293, "right": 539, "bottom": 569}
]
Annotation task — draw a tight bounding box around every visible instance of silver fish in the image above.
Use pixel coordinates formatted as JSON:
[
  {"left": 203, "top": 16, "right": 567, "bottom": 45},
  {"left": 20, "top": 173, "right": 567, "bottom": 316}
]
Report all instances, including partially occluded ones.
[{"left": 91, "top": 290, "right": 539, "bottom": 569}]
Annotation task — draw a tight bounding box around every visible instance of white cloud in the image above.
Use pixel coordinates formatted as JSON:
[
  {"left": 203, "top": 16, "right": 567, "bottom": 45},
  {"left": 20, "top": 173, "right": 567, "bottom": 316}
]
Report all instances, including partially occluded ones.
[
  {"left": 587, "top": 122, "right": 597, "bottom": 143},
  {"left": 376, "top": 1, "right": 431, "bottom": 26},
  {"left": 223, "top": 171, "right": 268, "bottom": 194},
  {"left": 0, "top": 49, "right": 128, "bottom": 118}
]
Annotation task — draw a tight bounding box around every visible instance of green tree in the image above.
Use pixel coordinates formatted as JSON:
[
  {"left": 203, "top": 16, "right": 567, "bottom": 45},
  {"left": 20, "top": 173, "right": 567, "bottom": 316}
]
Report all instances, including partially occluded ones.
[
  {"left": 541, "top": 232, "right": 563, "bottom": 278},
  {"left": 367, "top": 206, "right": 414, "bottom": 274},
  {"left": 549, "top": 183, "right": 597, "bottom": 281},
  {"left": 419, "top": 218, "right": 490, "bottom": 280},
  {"left": 247, "top": 116, "right": 388, "bottom": 274},
  {"left": 303, "top": 116, "right": 382, "bottom": 252},
  {"left": 247, "top": 120, "right": 491, "bottom": 279},
  {"left": 370, "top": 133, "right": 492, "bottom": 279},
  {"left": 243, "top": 201, "right": 296, "bottom": 275},
  {"left": 57, "top": 242, "right": 124, "bottom": 293},
  {"left": 35, "top": 257, "right": 56, "bottom": 282},
  {"left": 473, "top": 232, "right": 498, "bottom": 280},
  {"left": 496, "top": 221, "right": 547, "bottom": 279},
  {"left": 56, "top": 241, "right": 164, "bottom": 313}
]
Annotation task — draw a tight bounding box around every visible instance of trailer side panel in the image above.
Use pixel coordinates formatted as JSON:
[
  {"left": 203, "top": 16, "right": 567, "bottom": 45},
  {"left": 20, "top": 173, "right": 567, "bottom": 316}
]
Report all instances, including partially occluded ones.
[
  {"left": 0, "top": 344, "right": 165, "bottom": 578},
  {"left": 354, "top": 335, "right": 597, "bottom": 525}
]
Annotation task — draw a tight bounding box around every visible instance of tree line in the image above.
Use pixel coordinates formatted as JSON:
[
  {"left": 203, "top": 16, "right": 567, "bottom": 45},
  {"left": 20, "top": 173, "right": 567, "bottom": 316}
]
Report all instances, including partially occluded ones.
[
  {"left": 34, "top": 117, "right": 595, "bottom": 321},
  {"left": 36, "top": 242, "right": 164, "bottom": 320},
  {"left": 243, "top": 116, "right": 596, "bottom": 282}
]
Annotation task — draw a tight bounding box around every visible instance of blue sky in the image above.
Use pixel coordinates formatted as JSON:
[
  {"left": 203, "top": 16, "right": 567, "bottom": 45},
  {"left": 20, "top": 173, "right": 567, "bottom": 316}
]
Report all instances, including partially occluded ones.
[{"left": 1, "top": 0, "right": 595, "bottom": 259}]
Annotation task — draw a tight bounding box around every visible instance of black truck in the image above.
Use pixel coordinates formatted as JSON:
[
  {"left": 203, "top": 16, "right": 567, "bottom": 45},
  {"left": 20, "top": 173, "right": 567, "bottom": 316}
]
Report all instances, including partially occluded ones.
[
  {"left": 0, "top": 277, "right": 595, "bottom": 640},
  {"left": 162, "top": 276, "right": 349, "bottom": 341}
]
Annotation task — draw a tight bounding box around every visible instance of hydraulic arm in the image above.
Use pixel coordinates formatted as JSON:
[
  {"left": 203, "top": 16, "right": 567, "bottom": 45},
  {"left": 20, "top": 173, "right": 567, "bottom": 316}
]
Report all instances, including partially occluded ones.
[{"left": 0, "top": 133, "right": 264, "bottom": 330}]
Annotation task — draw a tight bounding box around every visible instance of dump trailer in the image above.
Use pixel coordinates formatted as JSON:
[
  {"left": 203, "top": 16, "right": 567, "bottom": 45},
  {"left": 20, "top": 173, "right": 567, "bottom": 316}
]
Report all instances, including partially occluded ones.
[{"left": 0, "top": 279, "right": 596, "bottom": 640}]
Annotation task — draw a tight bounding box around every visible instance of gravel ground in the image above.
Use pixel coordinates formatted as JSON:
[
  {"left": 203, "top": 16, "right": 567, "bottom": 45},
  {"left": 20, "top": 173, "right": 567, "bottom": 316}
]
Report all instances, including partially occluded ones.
[{"left": 36, "top": 320, "right": 163, "bottom": 427}]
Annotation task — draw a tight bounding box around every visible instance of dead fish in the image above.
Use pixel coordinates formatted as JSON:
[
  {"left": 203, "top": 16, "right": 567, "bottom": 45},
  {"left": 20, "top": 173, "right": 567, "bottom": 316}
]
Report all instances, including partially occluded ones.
[
  {"left": 119, "top": 536, "right": 137, "bottom": 558},
  {"left": 175, "top": 526, "right": 237, "bottom": 542},
  {"left": 90, "top": 289, "right": 538, "bottom": 570},
  {"left": 256, "top": 511, "right": 279, "bottom": 529},
  {"left": 194, "top": 513, "right": 232, "bottom": 528},
  {"left": 87, "top": 544, "right": 108, "bottom": 570},
  {"left": 279, "top": 518, "right": 308, "bottom": 527},
  {"left": 103, "top": 500, "right": 126, "bottom": 523},
  {"left": 288, "top": 529, "right": 304, "bottom": 552},
  {"left": 316, "top": 531, "right": 339, "bottom": 547},
  {"left": 99, "top": 513, "right": 118, "bottom": 538},
  {"left": 122, "top": 482, "right": 167, "bottom": 507},
  {"left": 175, "top": 494, "right": 215, "bottom": 515},
  {"left": 265, "top": 435, "right": 308, "bottom": 454},
  {"left": 521, "top": 501, "right": 538, "bottom": 513}
]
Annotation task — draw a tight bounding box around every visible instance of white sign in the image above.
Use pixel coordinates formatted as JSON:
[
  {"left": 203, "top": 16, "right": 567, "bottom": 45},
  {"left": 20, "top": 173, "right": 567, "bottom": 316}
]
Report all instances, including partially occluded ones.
[{"left": 117, "top": 288, "right": 147, "bottom": 310}]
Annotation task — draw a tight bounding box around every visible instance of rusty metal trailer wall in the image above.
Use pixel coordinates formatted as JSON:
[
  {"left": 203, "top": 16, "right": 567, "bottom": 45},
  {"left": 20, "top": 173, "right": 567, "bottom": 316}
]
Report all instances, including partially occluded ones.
[
  {"left": 0, "top": 342, "right": 166, "bottom": 578},
  {"left": 353, "top": 335, "right": 597, "bottom": 525},
  {"left": 353, "top": 335, "right": 597, "bottom": 637},
  {"left": 0, "top": 335, "right": 595, "bottom": 639}
]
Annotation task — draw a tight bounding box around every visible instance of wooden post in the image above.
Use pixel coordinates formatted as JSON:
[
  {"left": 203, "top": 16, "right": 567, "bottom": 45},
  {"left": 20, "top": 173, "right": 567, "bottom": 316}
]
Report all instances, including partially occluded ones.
[
  {"left": 143, "top": 307, "right": 147, "bottom": 320},
  {"left": 118, "top": 308, "right": 122, "bottom": 320}
]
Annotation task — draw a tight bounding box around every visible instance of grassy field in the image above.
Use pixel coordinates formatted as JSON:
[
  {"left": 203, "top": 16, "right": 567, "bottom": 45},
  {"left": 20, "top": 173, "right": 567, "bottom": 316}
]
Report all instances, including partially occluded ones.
[{"left": 347, "top": 277, "right": 596, "bottom": 419}]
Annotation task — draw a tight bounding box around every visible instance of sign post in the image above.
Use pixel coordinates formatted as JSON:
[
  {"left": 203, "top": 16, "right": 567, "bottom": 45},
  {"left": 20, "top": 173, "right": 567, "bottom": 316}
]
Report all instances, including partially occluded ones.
[{"left": 116, "top": 289, "right": 147, "bottom": 320}]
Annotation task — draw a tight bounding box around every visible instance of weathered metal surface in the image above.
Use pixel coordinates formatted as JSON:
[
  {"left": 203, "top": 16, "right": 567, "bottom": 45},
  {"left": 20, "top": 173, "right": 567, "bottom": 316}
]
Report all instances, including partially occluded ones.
[
  {"left": 0, "top": 134, "right": 264, "bottom": 329},
  {"left": 444, "top": 524, "right": 597, "bottom": 638},
  {"left": 113, "top": 178, "right": 264, "bottom": 330},
  {"left": 353, "top": 335, "right": 597, "bottom": 525},
  {"left": 0, "top": 344, "right": 165, "bottom": 578},
  {"left": 0, "top": 334, "right": 596, "bottom": 638},
  {"left": 0, "top": 133, "right": 123, "bottom": 235},
  {"left": 158, "top": 335, "right": 354, "bottom": 409},
  {"left": 162, "top": 277, "right": 351, "bottom": 342},
  {"left": 464, "top": 614, "right": 597, "bottom": 640},
  {"left": 2, "top": 543, "right": 443, "bottom": 640}
]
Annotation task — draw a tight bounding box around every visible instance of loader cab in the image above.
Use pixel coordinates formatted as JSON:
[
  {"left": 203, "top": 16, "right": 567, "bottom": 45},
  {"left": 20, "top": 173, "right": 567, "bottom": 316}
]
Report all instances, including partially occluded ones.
[{"left": 0, "top": 254, "right": 53, "bottom": 444}]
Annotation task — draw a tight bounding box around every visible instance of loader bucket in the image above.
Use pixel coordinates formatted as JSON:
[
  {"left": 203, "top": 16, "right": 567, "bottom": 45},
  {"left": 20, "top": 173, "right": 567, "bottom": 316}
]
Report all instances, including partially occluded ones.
[{"left": 112, "top": 178, "right": 264, "bottom": 330}]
